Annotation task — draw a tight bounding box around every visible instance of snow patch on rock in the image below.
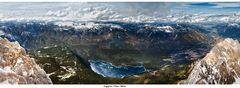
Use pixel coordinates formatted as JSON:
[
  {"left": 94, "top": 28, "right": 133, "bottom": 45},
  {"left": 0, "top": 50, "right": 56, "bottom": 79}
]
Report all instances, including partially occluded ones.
[
  {"left": 0, "top": 38, "right": 52, "bottom": 84},
  {"left": 184, "top": 38, "right": 240, "bottom": 84}
]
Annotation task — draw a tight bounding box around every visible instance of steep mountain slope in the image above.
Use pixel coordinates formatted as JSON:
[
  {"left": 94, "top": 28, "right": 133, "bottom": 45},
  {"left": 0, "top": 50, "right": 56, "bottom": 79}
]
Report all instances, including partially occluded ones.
[
  {"left": 0, "top": 38, "right": 52, "bottom": 84},
  {"left": 0, "top": 21, "right": 211, "bottom": 70},
  {"left": 184, "top": 38, "right": 240, "bottom": 84},
  {"left": 28, "top": 46, "right": 108, "bottom": 84}
]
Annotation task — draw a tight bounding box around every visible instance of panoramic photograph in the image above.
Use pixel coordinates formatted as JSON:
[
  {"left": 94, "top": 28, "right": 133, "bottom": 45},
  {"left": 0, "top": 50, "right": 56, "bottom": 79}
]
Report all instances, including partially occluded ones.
[{"left": 0, "top": 2, "right": 240, "bottom": 85}]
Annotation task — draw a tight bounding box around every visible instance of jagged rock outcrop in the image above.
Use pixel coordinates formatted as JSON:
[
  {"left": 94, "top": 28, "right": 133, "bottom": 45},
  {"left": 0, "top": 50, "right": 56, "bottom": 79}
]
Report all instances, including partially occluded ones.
[
  {"left": 0, "top": 38, "right": 52, "bottom": 84},
  {"left": 184, "top": 38, "right": 240, "bottom": 84}
]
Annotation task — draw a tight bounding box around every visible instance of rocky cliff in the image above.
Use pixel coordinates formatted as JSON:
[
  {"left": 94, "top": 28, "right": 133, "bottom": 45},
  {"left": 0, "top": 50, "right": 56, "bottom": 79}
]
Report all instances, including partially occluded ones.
[
  {"left": 184, "top": 38, "right": 240, "bottom": 84},
  {"left": 0, "top": 38, "right": 52, "bottom": 84}
]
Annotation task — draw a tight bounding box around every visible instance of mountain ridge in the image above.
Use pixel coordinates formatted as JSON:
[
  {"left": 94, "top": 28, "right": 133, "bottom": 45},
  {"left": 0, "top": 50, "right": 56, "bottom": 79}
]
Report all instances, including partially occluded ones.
[
  {"left": 0, "top": 38, "right": 52, "bottom": 84},
  {"left": 184, "top": 38, "right": 240, "bottom": 84}
]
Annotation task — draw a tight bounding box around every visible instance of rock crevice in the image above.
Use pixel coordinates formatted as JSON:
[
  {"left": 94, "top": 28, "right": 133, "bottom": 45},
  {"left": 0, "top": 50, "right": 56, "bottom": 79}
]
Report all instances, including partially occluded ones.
[
  {"left": 185, "top": 38, "right": 240, "bottom": 84},
  {"left": 0, "top": 38, "right": 52, "bottom": 84}
]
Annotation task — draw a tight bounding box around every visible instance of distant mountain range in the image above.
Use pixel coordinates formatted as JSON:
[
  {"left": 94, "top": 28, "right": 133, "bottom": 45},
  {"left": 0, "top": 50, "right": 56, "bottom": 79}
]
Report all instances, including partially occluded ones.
[{"left": 1, "top": 17, "right": 240, "bottom": 84}]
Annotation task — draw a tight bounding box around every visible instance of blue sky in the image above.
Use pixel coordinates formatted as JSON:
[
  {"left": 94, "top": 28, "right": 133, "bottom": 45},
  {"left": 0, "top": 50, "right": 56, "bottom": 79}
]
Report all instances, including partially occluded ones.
[{"left": 184, "top": 2, "right": 240, "bottom": 14}]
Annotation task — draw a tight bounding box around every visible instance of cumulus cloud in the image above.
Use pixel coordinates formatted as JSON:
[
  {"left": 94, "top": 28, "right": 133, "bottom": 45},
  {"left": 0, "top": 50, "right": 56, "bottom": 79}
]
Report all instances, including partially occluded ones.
[
  {"left": 0, "top": 14, "right": 3, "bottom": 18},
  {"left": 104, "top": 2, "right": 173, "bottom": 17},
  {"left": 0, "top": 2, "right": 240, "bottom": 22},
  {"left": 0, "top": 2, "right": 184, "bottom": 18}
]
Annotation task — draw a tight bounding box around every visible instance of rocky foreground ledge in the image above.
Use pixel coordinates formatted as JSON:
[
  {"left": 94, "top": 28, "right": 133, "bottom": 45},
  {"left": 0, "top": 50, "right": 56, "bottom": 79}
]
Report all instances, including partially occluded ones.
[
  {"left": 0, "top": 38, "right": 52, "bottom": 84},
  {"left": 184, "top": 38, "right": 240, "bottom": 84}
]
